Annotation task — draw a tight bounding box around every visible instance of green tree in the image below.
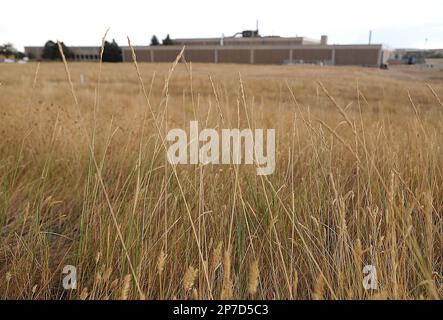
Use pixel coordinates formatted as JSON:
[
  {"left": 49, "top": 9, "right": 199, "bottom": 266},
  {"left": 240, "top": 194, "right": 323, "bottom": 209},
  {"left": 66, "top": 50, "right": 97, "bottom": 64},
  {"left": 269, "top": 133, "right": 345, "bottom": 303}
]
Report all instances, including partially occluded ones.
[
  {"left": 162, "top": 34, "right": 173, "bottom": 45},
  {"left": 102, "top": 39, "right": 122, "bottom": 62},
  {"left": 42, "top": 40, "right": 73, "bottom": 61},
  {"left": 15, "top": 51, "right": 26, "bottom": 59},
  {"left": 1, "top": 43, "right": 17, "bottom": 57},
  {"left": 150, "top": 35, "right": 160, "bottom": 46},
  {"left": 1, "top": 43, "right": 33, "bottom": 60}
]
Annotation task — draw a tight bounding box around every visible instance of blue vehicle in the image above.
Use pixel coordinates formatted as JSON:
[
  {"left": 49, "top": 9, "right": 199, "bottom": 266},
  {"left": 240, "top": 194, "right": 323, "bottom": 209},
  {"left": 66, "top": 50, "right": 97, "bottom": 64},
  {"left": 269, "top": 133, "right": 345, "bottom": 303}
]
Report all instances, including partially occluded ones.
[{"left": 408, "top": 56, "right": 417, "bottom": 65}]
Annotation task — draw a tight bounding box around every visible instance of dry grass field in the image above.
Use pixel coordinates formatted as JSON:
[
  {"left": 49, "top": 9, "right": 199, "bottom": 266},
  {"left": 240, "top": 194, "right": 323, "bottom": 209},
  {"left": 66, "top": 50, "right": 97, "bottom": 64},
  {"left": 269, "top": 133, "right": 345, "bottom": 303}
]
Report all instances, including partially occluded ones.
[{"left": 0, "top": 58, "right": 442, "bottom": 299}]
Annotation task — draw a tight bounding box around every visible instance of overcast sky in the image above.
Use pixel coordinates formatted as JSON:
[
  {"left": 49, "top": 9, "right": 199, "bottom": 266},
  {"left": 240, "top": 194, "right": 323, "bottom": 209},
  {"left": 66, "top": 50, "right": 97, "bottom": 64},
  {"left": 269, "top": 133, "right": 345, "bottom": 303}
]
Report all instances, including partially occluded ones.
[{"left": 2, "top": 0, "right": 442, "bottom": 51}]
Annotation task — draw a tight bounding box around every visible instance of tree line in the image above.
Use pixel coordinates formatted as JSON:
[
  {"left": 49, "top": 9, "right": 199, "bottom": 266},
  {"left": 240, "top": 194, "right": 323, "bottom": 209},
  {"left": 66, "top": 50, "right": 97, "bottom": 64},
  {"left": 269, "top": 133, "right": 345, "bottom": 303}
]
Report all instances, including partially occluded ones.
[
  {"left": 32, "top": 34, "right": 175, "bottom": 62},
  {"left": 39, "top": 39, "right": 123, "bottom": 62},
  {"left": 0, "top": 43, "right": 26, "bottom": 59}
]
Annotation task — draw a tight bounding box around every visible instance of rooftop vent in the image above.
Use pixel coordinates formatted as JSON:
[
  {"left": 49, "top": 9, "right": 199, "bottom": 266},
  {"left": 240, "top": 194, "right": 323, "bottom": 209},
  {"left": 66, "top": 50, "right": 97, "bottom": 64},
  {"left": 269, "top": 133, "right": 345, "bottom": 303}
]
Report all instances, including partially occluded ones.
[{"left": 321, "top": 35, "right": 328, "bottom": 45}]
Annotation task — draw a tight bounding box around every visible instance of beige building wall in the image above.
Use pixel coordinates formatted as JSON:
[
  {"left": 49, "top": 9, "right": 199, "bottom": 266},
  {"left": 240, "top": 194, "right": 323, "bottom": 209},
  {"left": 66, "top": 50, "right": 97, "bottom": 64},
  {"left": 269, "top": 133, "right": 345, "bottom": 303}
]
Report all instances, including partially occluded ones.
[
  {"left": 153, "top": 49, "right": 182, "bottom": 62},
  {"left": 293, "top": 49, "right": 333, "bottom": 62},
  {"left": 122, "top": 49, "right": 135, "bottom": 62},
  {"left": 218, "top": 49, "right": 251, "bottom": 64},
  {"left": 334, "top": 48, "right": 381, "bottom": 66},
  {"left": 254, "top": 49, "right": 290, "bottom": 64},
  {"left": 122, "top": 45, "right": 382, "bottom": 67},
  {"left": 185, "top": 49, "right": 215, "bottom": 63},
  {"left": 24, "top": 47, "right": 44, "bottom": 59},
  {"left": 70, "top": 47, "right": 100, "bottom": 61}
]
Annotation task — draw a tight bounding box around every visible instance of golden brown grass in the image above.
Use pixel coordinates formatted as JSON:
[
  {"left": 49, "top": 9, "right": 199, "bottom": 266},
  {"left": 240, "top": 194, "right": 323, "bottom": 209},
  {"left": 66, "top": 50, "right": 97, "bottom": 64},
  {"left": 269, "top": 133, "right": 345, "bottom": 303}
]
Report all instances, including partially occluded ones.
[{"left": 0, "top": 58, "right": 442, "bottom": 300}]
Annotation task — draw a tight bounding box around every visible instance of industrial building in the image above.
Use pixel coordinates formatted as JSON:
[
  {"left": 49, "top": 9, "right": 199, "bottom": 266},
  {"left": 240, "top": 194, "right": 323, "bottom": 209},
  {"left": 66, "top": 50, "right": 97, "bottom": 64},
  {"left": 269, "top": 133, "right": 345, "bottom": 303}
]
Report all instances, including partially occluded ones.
[
  {"left": 122, "top": 32, "right": 388, "bottom": 66},
  {"left": 25, "top": 32, "right": 389, "bottom": 67}
]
